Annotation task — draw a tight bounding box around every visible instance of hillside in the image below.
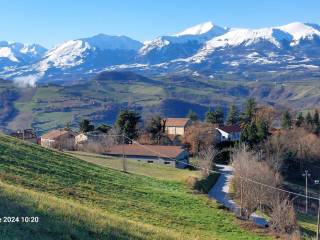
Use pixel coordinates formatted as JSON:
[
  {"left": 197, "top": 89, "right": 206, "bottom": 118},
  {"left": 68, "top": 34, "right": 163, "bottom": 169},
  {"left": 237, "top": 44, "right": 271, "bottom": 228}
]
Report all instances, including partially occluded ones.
[
  {"left": 2, "top": 72, "right": 320, "bottom": 134},
  {"left": 0, "top": 134, "right": 270, "bottom": 239}
]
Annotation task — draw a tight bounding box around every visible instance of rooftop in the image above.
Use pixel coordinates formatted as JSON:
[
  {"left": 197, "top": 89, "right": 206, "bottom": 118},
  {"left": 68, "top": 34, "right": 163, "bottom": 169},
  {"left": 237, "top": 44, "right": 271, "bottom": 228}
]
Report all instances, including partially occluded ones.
[
  {"left": 216, "top": 125, "right": 241, "bottom": 133},
  {"left": 107, "top": 144, "right": 186, "bottom": 159},
  {"left": 164, "top": 118, "right": 190, "bottom": 127},
  {"left": 41, "top": 130, "right": 73, "bottom": 140}
]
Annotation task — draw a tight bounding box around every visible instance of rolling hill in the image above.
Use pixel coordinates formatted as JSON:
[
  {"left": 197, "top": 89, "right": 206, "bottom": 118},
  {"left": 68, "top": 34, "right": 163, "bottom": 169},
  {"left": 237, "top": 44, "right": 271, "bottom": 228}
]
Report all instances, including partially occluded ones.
[
  {"left": 2, "top": 71, "right": 320, "bottom": 134},
  {"left": 0, "top": 134, "right": 270, "bottom": 239}
]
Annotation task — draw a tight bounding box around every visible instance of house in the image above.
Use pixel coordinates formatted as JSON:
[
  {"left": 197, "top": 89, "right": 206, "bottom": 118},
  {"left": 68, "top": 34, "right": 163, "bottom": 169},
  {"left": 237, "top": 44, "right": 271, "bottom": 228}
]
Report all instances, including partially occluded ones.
[
  {"left": 163, "top": 118, "right": 191, "bottom": 136},
  {"left": 10, "top": 129, "right": 37, "bottom": 144},
  {"left": 105, "top": 143, "right": 189, "bottom": 168},
  {"left": 215, "top": 125, "right": 241, "bottom": 142},
  {"left": 40, "top": 130, "right": 75, "bottom": 150}
]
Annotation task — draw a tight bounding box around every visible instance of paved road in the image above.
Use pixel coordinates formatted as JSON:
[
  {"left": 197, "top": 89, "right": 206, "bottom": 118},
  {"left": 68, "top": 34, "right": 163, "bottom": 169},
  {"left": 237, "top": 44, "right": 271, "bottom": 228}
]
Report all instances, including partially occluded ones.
[{"left": 208, "top": 164, "right": 269, "bottom": 228}]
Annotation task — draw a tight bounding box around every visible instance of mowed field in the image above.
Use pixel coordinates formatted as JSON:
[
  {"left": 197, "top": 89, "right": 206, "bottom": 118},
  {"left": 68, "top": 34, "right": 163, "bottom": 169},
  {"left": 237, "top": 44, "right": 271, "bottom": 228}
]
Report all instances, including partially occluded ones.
[
  {"left": 0, "top": 134, "right": 272, "bottom": 240},
  {"left": 68, "top": 151, "right": 201, "bottom": 182}
]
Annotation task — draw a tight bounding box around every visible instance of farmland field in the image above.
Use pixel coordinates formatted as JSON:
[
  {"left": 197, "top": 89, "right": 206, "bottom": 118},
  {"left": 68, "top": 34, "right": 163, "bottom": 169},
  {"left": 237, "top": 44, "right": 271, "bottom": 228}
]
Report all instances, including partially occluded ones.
[{"left": 0, "top": 134, "right": 271, "bottom": 239}]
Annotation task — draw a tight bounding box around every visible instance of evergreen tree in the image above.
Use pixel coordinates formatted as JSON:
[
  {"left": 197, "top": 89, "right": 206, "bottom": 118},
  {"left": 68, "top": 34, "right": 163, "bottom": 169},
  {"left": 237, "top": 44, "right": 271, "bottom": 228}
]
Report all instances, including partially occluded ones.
[
  {"left": 241, "top": 122, "right": 258, "bottom": 147},
  {"left": 313, "top": 110, "right": 319, "bottom": 126},
  {"left": 306, "top": 112, "right": 313, "bottom": 126},
  {"left": 79, "top": 119, "right": 94, "bottom": 133},
  {"left": 96, "top": 124, "right": 112, "bottom": 133},
  {"left": 281, "top": 110, "right": 292, "bottom": 130},
  {"left": 205, "top": 107, "right": 224, "bottom": 124},
  {"left": 187, "top": 110, "right": 198, "bottom": 121},
  {"left": 146, "top": 116, "right": 163, "bottom": 143},
  {"left": 240, "top": 98, "right": 257, "bottom": 125},
  {"left": 214, "top": 106, "right": 224, "bottom": 124},
  {"left": 116, "top": 110, "right": 141, "bottom": 142},
  {"left": 205, "top": 108, "right": 215, "bottom": 124},
  {"left": 256, "top": 120, "right": 269, "bottom": 142},
  {"left": 227, "top": 104, "right": 239, "bottom": 125},
  {"left": 295, "top": 112, "right": 304, "bottom": 127}
]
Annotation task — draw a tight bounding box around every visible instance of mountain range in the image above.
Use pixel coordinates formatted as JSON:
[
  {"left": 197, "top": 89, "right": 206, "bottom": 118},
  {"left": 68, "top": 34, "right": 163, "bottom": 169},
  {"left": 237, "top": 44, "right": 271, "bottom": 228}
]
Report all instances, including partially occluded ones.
[{"left": 1, "top": 21, "right": 320, "bottom": 85}]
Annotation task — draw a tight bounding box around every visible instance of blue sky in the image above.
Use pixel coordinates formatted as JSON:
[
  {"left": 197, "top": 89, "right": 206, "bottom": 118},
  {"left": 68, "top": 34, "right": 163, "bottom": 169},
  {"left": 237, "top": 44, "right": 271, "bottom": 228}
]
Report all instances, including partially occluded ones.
[{"left": 1, "top": 0, "right": 319, "bottom": 47}]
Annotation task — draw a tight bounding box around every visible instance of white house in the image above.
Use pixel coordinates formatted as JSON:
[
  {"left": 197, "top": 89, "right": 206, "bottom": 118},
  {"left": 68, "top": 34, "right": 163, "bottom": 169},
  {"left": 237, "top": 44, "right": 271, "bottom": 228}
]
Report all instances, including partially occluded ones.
[{"left": 215, "top": 125, "right": 241, "bottom": 142}]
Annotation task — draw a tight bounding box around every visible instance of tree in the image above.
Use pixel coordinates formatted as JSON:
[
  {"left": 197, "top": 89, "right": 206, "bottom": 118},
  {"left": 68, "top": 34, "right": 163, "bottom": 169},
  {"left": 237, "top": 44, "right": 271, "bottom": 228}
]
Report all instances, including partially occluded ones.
[
  {"left": 281, "top": 110, "right": 292, "bottom": 130},
  {"left": 241, "top": 122, "right": 258, "bottom": 147},
  {"left": 79, "top": 119, "right": 94, "bottom": 133},
  {"left": 146, "top": 115, "right": 164, "bottom": 144},
  {"left": 116, "top": 110, "right": 141, "bottom": 143},
  {"left": 306, "top": 112, "right": 313, "bottom": 126},
  {"left": 232, "top": 146, "right": 282, "bottom": 220},
  {"left": 240, "top": 98, "right": 257, "bottom": 125},
  {"left": 205, "top": 108, "right": 215, "bottom": 124},
  {"left": 270, "top": 196, "right": 298, "bottom": 235},
  {"left": 313, "top": 110, "right": 320, "bottom": 134},
  {"left": 96, "top": 124, "right": 112, "bottom": 133},
  {"left": 187, "top": 110, "right": 198, "bottom": 121},
  {"left": 256, "top": 120, "right": 269, "bottom": 142},
  {"left": 198, "top": 145, "right": 218, "bottom": 178},
  {"left": 227, "top": 104, "right": 239, "bottom": 125},
  {"left": 295, "top": 112, "right": 304, "bottom": 127},
  {"left": 205, "top": 107, "right": 224, "bottom": 124},
  {"left": 214, "top": 106, "right": 224, "bottom": 124}
]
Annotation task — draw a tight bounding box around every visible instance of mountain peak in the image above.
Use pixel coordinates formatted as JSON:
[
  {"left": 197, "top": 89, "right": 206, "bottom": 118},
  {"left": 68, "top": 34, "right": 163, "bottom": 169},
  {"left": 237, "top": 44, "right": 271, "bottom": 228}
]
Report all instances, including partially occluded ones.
[
  {"left": 174, "top": 21, "right": 219, "bottom": 36},
  {"left": 278, "top": 22, "right": 320, "bottom": 42},
  {"left": 81, "top": 34, "right": 142, "bottom": 50}
]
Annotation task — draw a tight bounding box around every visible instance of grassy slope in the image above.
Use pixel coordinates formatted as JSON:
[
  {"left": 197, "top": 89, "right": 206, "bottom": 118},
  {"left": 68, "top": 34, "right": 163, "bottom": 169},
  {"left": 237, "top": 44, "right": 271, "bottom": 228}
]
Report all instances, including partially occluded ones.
[
  {"left": 0, "top": 134, "right": 271, "bottom": 240},
  {"left": 68, "top": 151, "right": 200, "bottom": 182}
]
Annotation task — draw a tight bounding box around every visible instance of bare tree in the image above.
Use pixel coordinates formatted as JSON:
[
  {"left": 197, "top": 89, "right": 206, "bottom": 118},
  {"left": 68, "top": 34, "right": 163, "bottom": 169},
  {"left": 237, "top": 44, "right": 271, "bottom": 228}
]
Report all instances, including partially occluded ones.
[
  {"left": 270, "top": 195, "right": 298, "bottom": 236},
  {"left": 232, "top": 145, "right": 282, "bottom": 219},
  {"left": 198, "top": 145, "right": 218, "bottom": 178}
]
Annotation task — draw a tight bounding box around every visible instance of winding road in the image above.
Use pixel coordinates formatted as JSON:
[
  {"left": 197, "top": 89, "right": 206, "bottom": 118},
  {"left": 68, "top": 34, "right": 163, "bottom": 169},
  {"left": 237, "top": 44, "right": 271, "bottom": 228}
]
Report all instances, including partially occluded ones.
[{"left": 208, "top": 164, "right": 269, "bottom": 228}]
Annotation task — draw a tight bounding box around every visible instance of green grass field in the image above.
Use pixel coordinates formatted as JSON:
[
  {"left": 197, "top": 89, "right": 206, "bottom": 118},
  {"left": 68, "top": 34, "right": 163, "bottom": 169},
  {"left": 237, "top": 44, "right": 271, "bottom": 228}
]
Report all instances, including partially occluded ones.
[
  {"left": 68, "top": 151, "right": 201, "bottom": 182},
  {"left": 0, "top": 134, "right": 272, "bottom": 240}
]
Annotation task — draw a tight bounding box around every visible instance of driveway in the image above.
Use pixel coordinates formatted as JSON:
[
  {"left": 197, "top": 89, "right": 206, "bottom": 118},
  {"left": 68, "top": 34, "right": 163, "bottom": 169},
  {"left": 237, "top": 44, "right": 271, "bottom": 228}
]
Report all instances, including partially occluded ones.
[{"left": 208, "top": 164, "right": 269, "bottom": 228}]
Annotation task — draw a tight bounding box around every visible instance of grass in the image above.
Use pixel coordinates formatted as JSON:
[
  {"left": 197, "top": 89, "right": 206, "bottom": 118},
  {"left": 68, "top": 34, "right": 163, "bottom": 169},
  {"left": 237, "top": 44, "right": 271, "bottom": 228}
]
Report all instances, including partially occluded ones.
[
  {"left": 297, "top": 213, "right": 318, "bottom": 239},
  {"left": 0, "top": 134, "right": 271, "bottom": 239},
  {"left": 68, "top": 151, "right": 200, "bottom": 182}
]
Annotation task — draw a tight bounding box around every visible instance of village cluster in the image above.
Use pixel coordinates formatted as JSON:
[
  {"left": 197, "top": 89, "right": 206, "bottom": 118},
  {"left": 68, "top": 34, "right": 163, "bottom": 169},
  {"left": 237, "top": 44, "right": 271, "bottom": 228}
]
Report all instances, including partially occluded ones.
[{"left": 9, "top": 117, "right": 241, "bottom": 169}]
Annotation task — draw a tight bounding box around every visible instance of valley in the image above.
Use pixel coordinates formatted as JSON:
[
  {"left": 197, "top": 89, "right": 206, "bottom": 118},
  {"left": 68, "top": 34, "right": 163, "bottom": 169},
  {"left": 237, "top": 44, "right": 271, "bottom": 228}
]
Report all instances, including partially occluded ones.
[{"left": 1, "top": 72, "right": 320, "bottom": 134}]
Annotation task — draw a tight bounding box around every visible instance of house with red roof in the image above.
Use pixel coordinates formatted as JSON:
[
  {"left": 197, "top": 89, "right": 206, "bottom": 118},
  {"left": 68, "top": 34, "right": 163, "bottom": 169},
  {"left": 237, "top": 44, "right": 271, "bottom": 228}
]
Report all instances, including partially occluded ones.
[{"left": 106, "top": 143, "right": 189, "bottom": 168}]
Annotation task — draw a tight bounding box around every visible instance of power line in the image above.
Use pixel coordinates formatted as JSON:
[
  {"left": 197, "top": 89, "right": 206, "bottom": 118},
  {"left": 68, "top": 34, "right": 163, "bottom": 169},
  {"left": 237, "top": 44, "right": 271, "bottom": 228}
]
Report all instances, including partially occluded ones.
[
  {"left": 117, "top": 134, "right": 320, "bottom": 201},
  {"left": 10, "top": 132, "right": 320, "bottom": 201}
]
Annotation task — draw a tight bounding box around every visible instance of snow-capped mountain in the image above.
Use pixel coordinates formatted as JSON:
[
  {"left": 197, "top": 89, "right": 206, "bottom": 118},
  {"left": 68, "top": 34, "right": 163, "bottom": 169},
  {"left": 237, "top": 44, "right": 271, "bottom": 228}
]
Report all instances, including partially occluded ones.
[
  {"left": 138, "top": 22, "right": 228, "bottom": 63},
  {"left": 0, "top": 41, "right": 46, "bottom": 69},
  {"left": 1, "top": 21, "right": 320, "bottom": 85},
  {"left": 2, "top": 34, "right": 143, "bottom": 84}
]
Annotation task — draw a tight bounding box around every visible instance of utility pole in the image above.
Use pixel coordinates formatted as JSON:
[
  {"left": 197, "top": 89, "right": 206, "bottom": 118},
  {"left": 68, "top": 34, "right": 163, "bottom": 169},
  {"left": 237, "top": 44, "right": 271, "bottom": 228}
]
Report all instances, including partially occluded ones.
[
  {"left": 122, "top": 133, "right": 127, "bottom": 172},
  {"left": 303, "top": 170, "right": 311, "bottom": 213},
  {"left": 315, "top": 180, "right": 320, "bottom": 240}
]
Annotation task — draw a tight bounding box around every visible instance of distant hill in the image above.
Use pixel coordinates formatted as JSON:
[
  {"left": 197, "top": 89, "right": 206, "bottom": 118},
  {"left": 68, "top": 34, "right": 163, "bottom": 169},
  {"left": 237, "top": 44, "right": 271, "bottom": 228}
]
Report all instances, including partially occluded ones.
[
  {"left": 1, "top": 72, "right": 320, "bottom": 133},
  {"left": 0, "top": 134, "right": 269, "bottom": 239},
  {"left": 93, "top": 70, "right": 154, "bottom": 83}
]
